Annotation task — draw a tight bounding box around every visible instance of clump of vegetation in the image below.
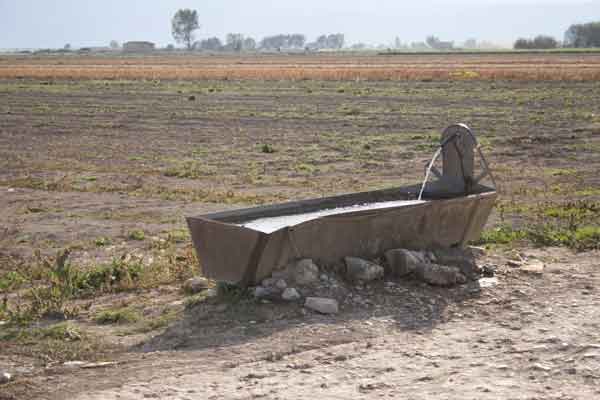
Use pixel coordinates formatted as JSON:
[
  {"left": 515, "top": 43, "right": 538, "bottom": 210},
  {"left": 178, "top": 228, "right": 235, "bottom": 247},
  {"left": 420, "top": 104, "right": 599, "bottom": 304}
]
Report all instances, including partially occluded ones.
[
  {"left": 128, "top": 229, "right": 145, "bottom": 241},
  {"left": 166, "top": 228, "right": 190, "bottom": 244},
  {"left": 260, "top": 144, "right": 276, "bottom": 154},
  {"left": 475, "top": 200, "right": 600, "bottom": 251},
  {"left": 163, "top": 160, "right": 215, "bottom": 179},
  {"left": 0, "top": 322, "right": 108, "bottom": 364},
  {"left": 95, "top": 307, "right": 140, "bottom": 325},
  {"left": 0, "top": 250, "right": 166, "bottom": 326},
  {"left": 94, "top": 236, "right": 112, "bottom": 247}
]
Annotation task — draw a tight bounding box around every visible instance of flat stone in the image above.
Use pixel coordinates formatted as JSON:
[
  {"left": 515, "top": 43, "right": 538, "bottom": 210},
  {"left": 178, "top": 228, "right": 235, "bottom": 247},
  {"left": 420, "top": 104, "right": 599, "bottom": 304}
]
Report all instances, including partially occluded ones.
[
  {"left": 183, "top": 277, "right": 210, "bottom": 294},
  {"left": 254, "top": 285, "right": 283, "bottom": 300},
  {"left": 416, "top": 263, "right": 467, "bottom": 287},
  {"left": 293, "top": 259, "right": 320, "bottom": 286},
  {"left": 479, "top": 277, "right": 498, "bottom": 288},
  {"left": 384, "top": 249, "right": 427, "bottom": 278},
  {"left": 521, "top": 261, "right": 545, "bottom": 275},
  {"left": 261, "top": 278, "right": 277, "bottom": 287},
  {"left": 305, "top": 297, "right": 339, "bottom": 314},
  {"left": 433, "top": 247, "right": 479, "bottom": 279},
  {"left": 282, "top": 288, "right": 302, "bottom": 301},
  {"left": 344, "top": 257, "right": 384, "bottom": 283}
]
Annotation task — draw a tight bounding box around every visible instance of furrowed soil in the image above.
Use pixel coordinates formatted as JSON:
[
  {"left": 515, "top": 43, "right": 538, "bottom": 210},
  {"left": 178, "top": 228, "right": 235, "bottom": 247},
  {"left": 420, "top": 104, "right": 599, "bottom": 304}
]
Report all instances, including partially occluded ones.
[{"left": 1, "top": 54, "right": 600, "bottom": 399}]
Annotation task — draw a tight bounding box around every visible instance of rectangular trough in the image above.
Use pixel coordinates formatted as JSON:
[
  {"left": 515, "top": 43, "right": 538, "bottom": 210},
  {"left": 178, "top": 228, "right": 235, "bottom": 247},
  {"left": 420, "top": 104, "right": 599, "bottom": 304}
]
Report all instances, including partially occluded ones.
[{"left": 187, "top": 124, "right": 497, "bottom": 286}]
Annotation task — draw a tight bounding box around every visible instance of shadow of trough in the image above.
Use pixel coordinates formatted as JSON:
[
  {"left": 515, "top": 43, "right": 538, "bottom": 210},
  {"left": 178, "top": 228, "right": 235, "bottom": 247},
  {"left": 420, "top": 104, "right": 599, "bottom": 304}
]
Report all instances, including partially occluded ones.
[{"left": 136, "top": 275, "right": 483, "bottom": 357}]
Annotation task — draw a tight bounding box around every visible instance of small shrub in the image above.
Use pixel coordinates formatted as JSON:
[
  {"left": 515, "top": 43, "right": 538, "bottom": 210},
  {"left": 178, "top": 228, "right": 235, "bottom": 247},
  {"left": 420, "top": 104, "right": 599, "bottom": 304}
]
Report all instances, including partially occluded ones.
[
  {"left": 260, "top": 144, "right": 276, "bottom": 154},
  {"left": 0, "top": 271, "right": 26, "bottom": 291},
  {"left": 94, "top": 237, "right": 112, "bottom": 247},
  {"left": 95, "top": 308, "right": 140, "bottom": 325},
  {"left": 128, "top": 229, "right": 145, "bottom": 241},
  {"left": 474, "top": 225, "right": 527, "bottom": 246},
  {"left": 166, "top": 229, "right": 190, "bottom": 244}
]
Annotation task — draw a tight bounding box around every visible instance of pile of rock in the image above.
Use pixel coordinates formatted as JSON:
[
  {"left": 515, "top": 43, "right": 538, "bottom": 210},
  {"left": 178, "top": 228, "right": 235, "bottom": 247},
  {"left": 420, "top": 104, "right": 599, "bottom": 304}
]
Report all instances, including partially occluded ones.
[
  {"left": 250, "top": 247, "right": 481, "bottom": 315},
  {"left": 252, "top": 258, "right": 346, "bottom": 314},
  {"left": 182, "top": 247, "right": 482, "bottom": 315}
]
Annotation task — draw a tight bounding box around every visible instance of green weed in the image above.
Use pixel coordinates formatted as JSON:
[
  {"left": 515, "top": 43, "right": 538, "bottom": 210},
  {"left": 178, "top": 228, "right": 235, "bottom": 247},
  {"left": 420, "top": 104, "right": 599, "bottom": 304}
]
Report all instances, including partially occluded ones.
[
  {"left": 95, "top": 307, "right": 140, "bottom": 325},
  {"left": 128, "top": 229, "right": 145, "bottom": 241}
]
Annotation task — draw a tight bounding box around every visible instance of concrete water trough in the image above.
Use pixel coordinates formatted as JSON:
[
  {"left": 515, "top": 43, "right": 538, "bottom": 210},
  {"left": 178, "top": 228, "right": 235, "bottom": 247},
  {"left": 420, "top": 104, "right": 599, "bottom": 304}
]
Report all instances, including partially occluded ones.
[{"left": 187, "top": 124, "right": 497, "bottom": 286}]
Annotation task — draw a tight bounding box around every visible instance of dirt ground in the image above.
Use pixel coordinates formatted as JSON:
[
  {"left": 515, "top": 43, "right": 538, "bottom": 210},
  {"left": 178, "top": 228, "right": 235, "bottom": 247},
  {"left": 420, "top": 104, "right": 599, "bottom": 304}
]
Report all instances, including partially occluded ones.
[
  {"left": 5, "top": 247, "right": 600, "bottom": 400},
  {"left": 1, "top": 54, "right": 600, "bottom": 399}
]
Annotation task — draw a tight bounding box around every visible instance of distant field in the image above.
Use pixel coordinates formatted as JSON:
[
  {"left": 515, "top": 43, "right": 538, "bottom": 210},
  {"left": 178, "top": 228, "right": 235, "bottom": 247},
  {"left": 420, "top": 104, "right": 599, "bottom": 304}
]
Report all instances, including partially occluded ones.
[{"left": 1, "top": 53, "right": 600, "bottom": 81}]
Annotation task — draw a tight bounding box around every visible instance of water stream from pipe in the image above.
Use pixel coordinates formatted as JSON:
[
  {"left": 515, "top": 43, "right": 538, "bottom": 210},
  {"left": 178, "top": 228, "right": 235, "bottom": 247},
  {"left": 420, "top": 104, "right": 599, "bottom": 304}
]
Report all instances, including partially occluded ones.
[{"left": 418, "top": 147, "right": 443, "bottom": 201}]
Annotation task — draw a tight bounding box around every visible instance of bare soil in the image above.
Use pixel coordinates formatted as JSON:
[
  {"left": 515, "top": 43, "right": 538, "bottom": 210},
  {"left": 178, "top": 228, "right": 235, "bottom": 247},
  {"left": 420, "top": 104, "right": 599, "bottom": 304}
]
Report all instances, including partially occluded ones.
[{"left": 6, "top": 248, "right": 600, "bottom": 400}]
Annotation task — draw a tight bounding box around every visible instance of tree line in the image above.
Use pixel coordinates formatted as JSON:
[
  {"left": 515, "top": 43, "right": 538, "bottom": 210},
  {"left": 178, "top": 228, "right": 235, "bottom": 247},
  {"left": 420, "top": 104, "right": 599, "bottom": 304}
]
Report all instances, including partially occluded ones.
[
  {"left": 514, "top": 22, "right": 600, "bottom": 49},
  {"left": 172, "top": 8, "right": 600, "bottom": 52},
  {"left": 172, "top": 9, "right": 343, "bottom": 51}
]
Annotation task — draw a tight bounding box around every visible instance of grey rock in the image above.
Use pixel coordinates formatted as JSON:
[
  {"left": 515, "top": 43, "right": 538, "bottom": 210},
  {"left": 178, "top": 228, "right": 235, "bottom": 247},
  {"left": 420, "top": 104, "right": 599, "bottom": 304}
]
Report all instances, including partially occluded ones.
[
  {"left": 344, "top": 257, "right": 384, "bottom": 283},
  {"left": 433, "top": 247, "right": 479, "bottom": 280},
  {"left": 416, "top": 263, "right": 467, "bottom": 287},
  {"left": 0, "top": 371, "right": 11, "bottom": 384},
  {"left": 384, "top": 249, "right": 427, "bottom": 278},
  {"left": 479, "top": 277, "right": 498, "bottom": 288},
  {"left": 254, "top": 286, "right": 281, "bottom": 300},
  {"left": 183, "top": 277, "right": 210, "bottom": 294},
  {"left": 254, "top": 286, "right": 269, "bottom": 298},
  {"left": 282, "top": 288, "right": 302, "bottom": 301},
  {"left": 305, "top": 297, "right": 339, "bottom": 314},
  {"left": 274, "top": 279, "right": 288, "bottom": 290},
  {"left": 293, "top": 259, "right": 320, "bottom": 286},
  {"left": 262, "top": 278, "right": 277, "bottom": 287}
]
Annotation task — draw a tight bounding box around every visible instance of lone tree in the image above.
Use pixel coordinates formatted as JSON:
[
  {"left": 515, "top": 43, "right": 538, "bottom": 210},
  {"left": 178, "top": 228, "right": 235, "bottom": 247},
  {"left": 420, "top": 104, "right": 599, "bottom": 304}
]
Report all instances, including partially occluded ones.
[{"left": 172, "top": 9, "right": 200, "bottom": 50}]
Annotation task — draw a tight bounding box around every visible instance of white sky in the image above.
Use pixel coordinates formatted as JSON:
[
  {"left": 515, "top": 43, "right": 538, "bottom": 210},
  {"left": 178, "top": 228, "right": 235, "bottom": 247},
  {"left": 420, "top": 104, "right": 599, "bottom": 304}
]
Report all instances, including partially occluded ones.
[{"left": 0, "top": 0, "right": 598, "bottom": 48}]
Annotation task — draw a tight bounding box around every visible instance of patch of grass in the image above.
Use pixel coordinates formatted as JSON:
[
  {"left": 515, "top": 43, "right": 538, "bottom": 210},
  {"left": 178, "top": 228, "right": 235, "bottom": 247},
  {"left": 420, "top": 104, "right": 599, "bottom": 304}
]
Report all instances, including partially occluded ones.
[
  {"left": 260, "top": 144, "right": 276, "bottom": 154},
  {"left": 527, "top": 225, "right": 600, "bottom": 250},
  {"left": 184, "top": 292, "right": 211, "bottom": 309},
  {"left": 128, "top": 229, "right": 145, "bottom": 241},
  {"left": 475, "top": 200, "right": 600, "bottom": 251},
  {"left": 545, "top": 168, "right": 579, "bottom": 177},
  {"left": 163, "top": 160, "right": 215, "bottom": 179},
  {"left": 166, "top": 229, "right": 190, "bottom": 244},
  {"left": 575, "top": 187, "right": 600, "bottom": 197},
  {"left": 0, "top": 322, "right": 108, "bottom": 364},
  {"left": 94, "top": 237, "right": 112, "bottom": 247},
  {"left": 474, "top": 225, "right": 528, "bottom": 246},
  {"left": 1, "top": 251, "right": 151, "bottom": 325},
  {"left": 343, "top": 108, "right": 361, "bottom": 116},
  {"left": 0, "top": 271, "right": 26, "bottom": 291},
  {"left": 95, "top": 307, "right": 140, "bottom": 325}
]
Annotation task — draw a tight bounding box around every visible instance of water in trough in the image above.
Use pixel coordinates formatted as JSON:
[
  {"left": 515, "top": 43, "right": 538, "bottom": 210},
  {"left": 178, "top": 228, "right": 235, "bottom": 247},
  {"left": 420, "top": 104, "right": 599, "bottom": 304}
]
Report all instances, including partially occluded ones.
[{"left": 239, "top": 199, "right": 426, "bottom": 233}]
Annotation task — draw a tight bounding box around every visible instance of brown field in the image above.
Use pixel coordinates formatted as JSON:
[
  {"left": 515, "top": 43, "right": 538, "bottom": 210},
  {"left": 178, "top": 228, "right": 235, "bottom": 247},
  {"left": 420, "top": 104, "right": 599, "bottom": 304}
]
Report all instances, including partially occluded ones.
[
  {"left": 1, "top": 53, "right": 600, "bottom": 80},
  {"left": 1, "top": 53, "right": 600, "bottom": 399}
]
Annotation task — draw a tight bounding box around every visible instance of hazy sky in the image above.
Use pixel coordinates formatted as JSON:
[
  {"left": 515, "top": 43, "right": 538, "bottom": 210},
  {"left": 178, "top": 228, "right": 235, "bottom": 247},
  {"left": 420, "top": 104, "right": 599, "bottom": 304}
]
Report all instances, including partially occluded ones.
[{"left": 0, "top": 0, "right": 598, "bottom": 48}]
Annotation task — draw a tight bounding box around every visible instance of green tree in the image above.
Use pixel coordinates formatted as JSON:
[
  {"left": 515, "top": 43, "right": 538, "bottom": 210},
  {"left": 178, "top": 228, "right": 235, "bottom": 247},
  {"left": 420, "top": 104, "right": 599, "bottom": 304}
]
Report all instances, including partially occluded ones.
[{"left": 171, "top": 9, "right": 200, "bottom": 50}]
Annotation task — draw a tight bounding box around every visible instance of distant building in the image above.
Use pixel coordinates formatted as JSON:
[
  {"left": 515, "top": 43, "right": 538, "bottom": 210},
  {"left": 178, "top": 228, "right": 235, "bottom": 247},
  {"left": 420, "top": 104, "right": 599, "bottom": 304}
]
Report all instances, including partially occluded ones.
[{"left": 123, "top": 41, "right": 155, "bottom": 53}]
